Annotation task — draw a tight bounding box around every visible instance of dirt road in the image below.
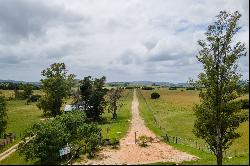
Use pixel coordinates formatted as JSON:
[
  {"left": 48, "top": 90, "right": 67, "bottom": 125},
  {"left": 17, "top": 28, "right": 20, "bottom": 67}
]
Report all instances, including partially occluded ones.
[{"left": 76, "top": 90, "right": 197, "bottom": 165}]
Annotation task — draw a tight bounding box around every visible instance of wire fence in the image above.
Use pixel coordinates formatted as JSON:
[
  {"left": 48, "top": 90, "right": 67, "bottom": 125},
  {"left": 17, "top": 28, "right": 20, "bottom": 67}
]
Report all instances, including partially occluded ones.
[{"left": 137, "top": 90, "right": 243, "bottom": 158}]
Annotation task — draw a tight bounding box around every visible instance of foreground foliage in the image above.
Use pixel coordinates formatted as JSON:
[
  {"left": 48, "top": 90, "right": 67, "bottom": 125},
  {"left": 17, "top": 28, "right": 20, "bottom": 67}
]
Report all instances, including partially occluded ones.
[{"left": 18, "top": 111, "right": 101, "bottom": 164}]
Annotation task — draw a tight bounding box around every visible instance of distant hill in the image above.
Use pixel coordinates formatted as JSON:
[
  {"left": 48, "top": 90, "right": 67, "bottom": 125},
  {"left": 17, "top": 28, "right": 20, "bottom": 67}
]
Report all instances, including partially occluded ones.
[{"left": 107, "top": 81, "right": 191, "bottom": 87}]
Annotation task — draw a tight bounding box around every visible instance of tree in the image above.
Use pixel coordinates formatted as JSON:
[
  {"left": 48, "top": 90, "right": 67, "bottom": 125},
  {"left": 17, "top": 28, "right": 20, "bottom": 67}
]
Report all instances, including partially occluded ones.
[
  {"left": 22, "top": 84, "right": 33, "bottom": 99},
  {"left": 78, "top": 76, "right": 108, "bottom": 120},
  {"left": 107, "top": 88, "right": 123, "bottom": 119},
  {"left": 192, "top": 11, "right": 248, "bottom": 165},
  {"left": 0, "top": 96, "right": 7, "bottom": 138},
  {"left": 37, "top": 63, "right": 75, "bottom": 117},
  {"left": 18, "top": 111, "right": 102, "bottom": 164}
]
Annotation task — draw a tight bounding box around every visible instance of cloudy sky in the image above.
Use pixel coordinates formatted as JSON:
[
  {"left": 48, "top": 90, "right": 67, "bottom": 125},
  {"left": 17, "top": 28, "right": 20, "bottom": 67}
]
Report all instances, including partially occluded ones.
[{"left": 0, "top": 0, "right": 249, "bottom": 82}]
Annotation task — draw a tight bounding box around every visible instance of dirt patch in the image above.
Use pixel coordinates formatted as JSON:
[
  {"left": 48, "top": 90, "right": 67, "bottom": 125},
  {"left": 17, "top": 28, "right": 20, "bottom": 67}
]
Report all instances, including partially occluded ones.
[{"left": 75, "top": 90, "right": 198, "bottom": 165}]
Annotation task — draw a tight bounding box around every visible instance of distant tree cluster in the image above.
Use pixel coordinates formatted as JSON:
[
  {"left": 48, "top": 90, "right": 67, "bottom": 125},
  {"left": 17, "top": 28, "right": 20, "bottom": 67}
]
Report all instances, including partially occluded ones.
[
  {"left": 141, "top": 86, "right": 154, "bottom": 90},
  {"left": 186, "top": 87, "right": 196, "bottom": 90},
  {"left": 124, "top": 86, "right": 134, "bottom": 89},
  {"left": 168, "top": 87, "right": 177, "bottom": 90},
  {"left": 0, "top": 82, "right": 40, "bottom": 90}
]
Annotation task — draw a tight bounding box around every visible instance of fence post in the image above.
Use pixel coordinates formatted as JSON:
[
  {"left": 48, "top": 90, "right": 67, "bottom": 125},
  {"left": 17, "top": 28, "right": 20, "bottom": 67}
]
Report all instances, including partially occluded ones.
[
  {"left": 173, "top": 137, "right": 175, "bottom": 143},
  {"left": 176, "top": 137, "right": 178, "bottom": 144}
]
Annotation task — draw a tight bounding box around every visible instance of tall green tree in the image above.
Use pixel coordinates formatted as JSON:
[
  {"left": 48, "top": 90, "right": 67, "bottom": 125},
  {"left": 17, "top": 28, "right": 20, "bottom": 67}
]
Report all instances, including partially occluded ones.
[
  {"left": 79, "top": 76, "right": 108, "bottom": 120},
  {"left": 37, "top": 63, "right": 75, "bottom": 117},
  {"left": 0, "top": 96, "right": 7, "bottom": 138},
  {"left": 192, "top": 11, "right": 248, "bottom": 165}
]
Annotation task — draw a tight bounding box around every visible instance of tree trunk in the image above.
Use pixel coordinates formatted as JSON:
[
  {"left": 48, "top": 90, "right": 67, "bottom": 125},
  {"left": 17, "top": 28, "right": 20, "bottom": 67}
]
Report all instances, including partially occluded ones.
[
  {"left": 112, "top": 111, "right": 117, "bottom": 119},
  {"left": 216, "top": 144, "right": 223, "bottom": 165},
  {"left": 216, "top": 126, "right": 223, "bottom": 165}
]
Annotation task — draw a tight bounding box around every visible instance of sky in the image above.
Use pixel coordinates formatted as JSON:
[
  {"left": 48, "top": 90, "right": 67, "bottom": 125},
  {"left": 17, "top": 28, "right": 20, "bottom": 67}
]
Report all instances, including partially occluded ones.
[{"left": 0, "top": 0, "right": 249, "bottom": 83}]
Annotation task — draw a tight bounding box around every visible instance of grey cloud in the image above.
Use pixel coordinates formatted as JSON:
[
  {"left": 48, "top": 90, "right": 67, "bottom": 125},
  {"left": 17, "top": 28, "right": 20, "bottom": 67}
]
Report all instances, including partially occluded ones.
[
  {"left": 0, "top": 0, "right": 85, "bottom": 44},
  {"left": 0, "top": 0, "right": 248, "bottom": 82},
  {"left": 0, "top": 53, "right": 30, "bottom": 64},
  {"left": 143, "top": 41, "right": 157, "bottom": 50},
  {"left": 117, "top": 49, "right": 142, "bottom": 65},
  {"left": 146, "top": 39, "right": 194, "bottom": 62}
]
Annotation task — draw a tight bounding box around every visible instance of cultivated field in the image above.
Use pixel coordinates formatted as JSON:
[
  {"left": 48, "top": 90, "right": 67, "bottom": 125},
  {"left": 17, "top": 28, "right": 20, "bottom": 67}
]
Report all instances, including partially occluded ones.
[{"left": 137, "top": 88, "right": 249, "bottom": 165}]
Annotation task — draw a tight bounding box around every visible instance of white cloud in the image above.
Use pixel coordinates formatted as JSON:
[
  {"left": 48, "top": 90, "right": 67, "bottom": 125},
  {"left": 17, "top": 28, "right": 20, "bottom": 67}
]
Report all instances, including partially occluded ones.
[{"left": 0, "top": 0, "right": 248, "bottom": 82}]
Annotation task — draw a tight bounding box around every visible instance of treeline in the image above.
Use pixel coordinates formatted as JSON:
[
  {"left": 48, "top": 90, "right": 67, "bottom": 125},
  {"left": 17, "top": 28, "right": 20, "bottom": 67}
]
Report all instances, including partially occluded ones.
[{"left": 0, "top": 82, "right": 40, "bottom": 90}]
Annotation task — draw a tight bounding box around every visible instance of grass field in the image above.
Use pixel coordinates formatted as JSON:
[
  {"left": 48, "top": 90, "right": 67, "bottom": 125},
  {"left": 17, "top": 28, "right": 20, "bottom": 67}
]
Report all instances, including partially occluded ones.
[
  {"left": 137, "top": 88, "right": 249, "bottom": 165},
  {"left": 0, "top": 89, "right": 133, "bottom": 165},
  {"left": 0, "top": 90, "right": 43, "bottom": 154}
]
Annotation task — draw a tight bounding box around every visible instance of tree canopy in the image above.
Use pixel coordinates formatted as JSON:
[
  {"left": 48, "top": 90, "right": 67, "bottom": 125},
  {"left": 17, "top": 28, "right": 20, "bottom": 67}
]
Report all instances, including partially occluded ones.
[
  {"left": 78, "top": 76, "right": 108, "bottom": 120},
  {"left": 37, "top": 63, "right": 75, "bottom": 117}
]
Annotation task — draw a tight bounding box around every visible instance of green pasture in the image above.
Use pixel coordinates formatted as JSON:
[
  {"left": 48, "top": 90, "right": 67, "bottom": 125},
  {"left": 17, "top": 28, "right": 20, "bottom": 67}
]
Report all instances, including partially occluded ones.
[{"left": 137, "top": 88, "right": 249, "bottom": 165}]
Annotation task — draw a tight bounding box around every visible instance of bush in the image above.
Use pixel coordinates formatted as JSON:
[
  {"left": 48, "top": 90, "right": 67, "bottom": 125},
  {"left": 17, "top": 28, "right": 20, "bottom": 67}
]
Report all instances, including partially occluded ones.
[
  {"left": 151, "top": 92, "right": 160, "bottom": 99},
  {"left": 142, "top": 86, "right": 154, "bottom": 90},
  {"left": 169, "top": 87, "right": 177, "bottom": 90}
]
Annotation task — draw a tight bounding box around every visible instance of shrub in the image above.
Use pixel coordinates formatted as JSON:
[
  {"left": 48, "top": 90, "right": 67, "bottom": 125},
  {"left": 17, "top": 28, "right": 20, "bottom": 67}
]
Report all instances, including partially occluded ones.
[
  {"left": 138, "top": 135, "right": 149, "bottom": 147},
  {"left": 151, "top": 92, "right": 160, "bottom": 99}
]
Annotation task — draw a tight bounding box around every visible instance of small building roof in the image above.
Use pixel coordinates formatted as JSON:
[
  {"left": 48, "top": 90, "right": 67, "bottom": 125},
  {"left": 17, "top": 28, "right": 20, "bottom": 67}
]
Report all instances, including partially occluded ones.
[{"left": 64, "top": 105, "right": 76, "bottom": 112}]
